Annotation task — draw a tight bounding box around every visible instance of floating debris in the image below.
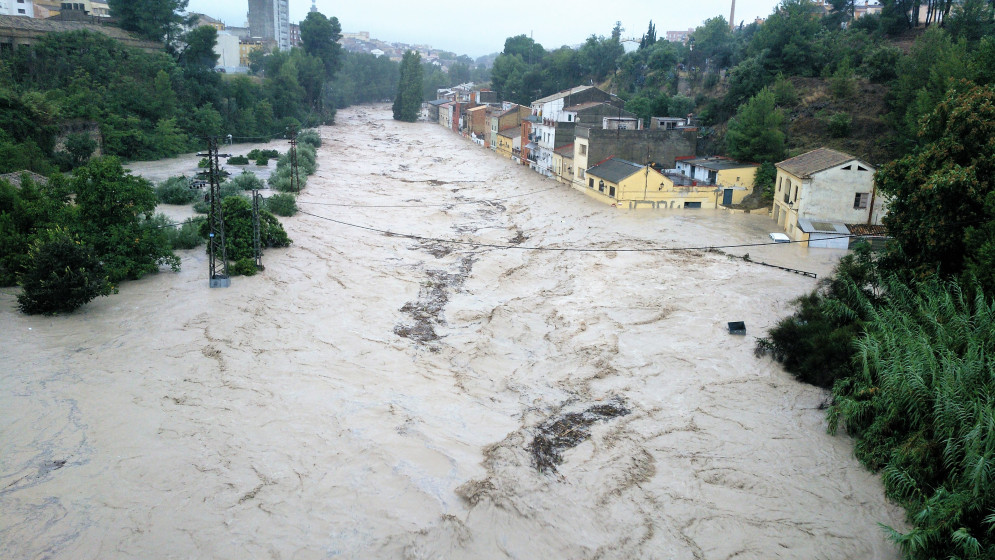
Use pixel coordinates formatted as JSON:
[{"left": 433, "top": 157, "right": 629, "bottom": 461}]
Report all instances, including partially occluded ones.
[{"left": 529, "top": 399, "right": 630, "bottom": 473}]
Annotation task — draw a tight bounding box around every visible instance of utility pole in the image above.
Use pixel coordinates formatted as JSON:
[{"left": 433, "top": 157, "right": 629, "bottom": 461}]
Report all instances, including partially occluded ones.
[
  {"left": 199, "top": 137, "right": 231, "bottom": 288},
  {"left": 252, "top": 189, "right": 264, "bottom": 270},
  {"left": 288, "top": 128, "right": 301, "bottom": 193}
]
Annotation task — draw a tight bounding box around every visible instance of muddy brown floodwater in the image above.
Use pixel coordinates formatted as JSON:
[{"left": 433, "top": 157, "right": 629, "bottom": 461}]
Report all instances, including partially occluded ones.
[{"left": 1, "top": 105, "right": 905, "bottom": 559}]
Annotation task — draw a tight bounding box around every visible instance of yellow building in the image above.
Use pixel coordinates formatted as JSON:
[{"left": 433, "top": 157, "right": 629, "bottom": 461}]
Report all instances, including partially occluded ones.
[
  {"left": 495, "top": 128, "right": 518, "bottom": 159},
  {"left": 553, "top": 144, "right": 574, "bottom": 185},
  {"left": 582, "top": 157, "right": 727, "bottom": 209},
  {"left": 673, "top": 156, "right": 759, "bottom": 206},
  {"left": 239, "top": 39, "right": 264, "bottom": 67}
]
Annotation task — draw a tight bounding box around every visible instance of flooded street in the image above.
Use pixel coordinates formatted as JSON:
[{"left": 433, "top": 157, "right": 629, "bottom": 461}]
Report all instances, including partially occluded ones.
[{"left": 1, "top": 105, "right": 905, "bottom": 559}]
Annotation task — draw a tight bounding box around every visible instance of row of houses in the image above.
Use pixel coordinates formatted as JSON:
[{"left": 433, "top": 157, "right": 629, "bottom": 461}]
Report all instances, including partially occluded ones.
[{"left": 423, "top": 84, "right": 887, "bottom": 248}]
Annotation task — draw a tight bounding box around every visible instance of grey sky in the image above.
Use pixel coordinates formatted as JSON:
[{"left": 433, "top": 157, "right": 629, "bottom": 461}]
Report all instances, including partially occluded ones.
[{"left": 185, "top": 0, "right": 783, "bottom": 58}]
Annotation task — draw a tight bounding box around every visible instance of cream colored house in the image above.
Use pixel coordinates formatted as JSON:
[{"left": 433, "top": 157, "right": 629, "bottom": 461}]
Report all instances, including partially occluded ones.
[
  {"left": 674, "top": 156, "right": 759, "bottom": 206},
  {"left": 772, "top": 148, "right": 886, "bottom": 247}
]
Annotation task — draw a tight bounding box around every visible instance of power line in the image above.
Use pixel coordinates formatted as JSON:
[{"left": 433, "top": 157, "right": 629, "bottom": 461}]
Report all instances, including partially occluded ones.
[
  {"left": 295, "top": 209, "right": 864, "bottom": 253},
  {"left": 295, "top": 186, "right": 561, "bottom": 208}
]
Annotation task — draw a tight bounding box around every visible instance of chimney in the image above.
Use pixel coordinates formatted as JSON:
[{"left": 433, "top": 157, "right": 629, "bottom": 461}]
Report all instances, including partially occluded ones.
[{"left": 730, "top": 0, "right": 736, "bottom": 30}]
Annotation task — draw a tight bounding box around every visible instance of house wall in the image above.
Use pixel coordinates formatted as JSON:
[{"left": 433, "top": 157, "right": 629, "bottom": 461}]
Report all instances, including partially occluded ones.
[
  {"left": 572, "top": 137, "right": 590, "bottom": 188},
  {"left": 584, "top": 128, "right": 697, "bottom": 170},
  {"left": 558, "top": 154, "right": 574, "bottom": 185}
]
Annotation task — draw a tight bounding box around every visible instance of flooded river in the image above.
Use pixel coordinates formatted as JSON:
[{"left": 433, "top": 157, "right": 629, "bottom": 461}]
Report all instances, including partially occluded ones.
[{"left": 1, "top": 105, "right": 905, "bottom": 559}]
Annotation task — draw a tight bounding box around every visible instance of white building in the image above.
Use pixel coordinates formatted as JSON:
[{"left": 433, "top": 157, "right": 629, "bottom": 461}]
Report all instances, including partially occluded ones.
[
  {"left": 1, "top": 0, "right": 34, "bottom": 16},
  {"left": 529, "top": 86, "right": 615, "bottom": 177},
  {"left": 214, "top": 32, "right": 243, "bottom": 71}
]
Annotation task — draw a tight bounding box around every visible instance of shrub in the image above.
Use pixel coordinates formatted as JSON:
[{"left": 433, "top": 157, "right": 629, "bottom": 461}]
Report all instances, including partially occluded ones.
[
  {"left": 827, "top": 112, "right": 852, "bottom": 137},
  {"left": 255, "top": 157, "right": 269, "bottom": 166},
  {"left": 227, "top": 155, "right": 250, "bottom": 165},
  {"left": 230, "top": 257, "right": 258, "bottom": 276},
  {"left": 247, "top": 149, "right": 279, "bottom": 160},
  {"left": 197, "top": 157, "right": 210, "bottom": 168},
  {"left": 830, "top": 59, "right": 858, "bottom": 99},
  {"left": 193, "top": 200, "right": 210, "bottom": 214},
  {"left": 17, "top": 228, "right": 114, "bottom": 315},
  {"left": 164, "top": 217, "right": 205, "bottom": 250},
  {"left": 771, "top": 74, "right": 797, "bottom": 106},
  {"left": 264, "top": 193, "right": 297, "bottom": 216},
  {"left": 155, "top": 175, "right": 198, "bottom": 205},
  {"left": 297, "top": 129, "right": 321, "bottom": 148},
  {"left": 228, "top": 170, "right": 264, "bottom": 191}
]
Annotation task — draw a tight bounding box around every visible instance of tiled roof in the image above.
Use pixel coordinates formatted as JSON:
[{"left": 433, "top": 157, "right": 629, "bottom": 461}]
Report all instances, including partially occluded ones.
[
  {"left": 563, "top": 101, "right": 603, "bottom": 112},
  {"left": 846, "top": 224, "right": 889, "bottom": 237},
  {"left": 497, "top": 129, "right": 518, "bottom": 139},
  {"left": 777, "top": 148, "right": 869, "bottom": 178},
  {"left": 587, "top": 158, "right": 644, "bottom": 184},
  {"left": 554, "top": 144, "right": 574, "bottom": 157}
]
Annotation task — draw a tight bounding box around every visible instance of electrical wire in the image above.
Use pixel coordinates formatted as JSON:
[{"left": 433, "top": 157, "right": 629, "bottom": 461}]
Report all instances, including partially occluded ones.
[
  {"left": 295, "top": 209, "right": 862, "bottom": 253},
  {"left": 295, "top": 186, "right": 561, "bottom": 208}
]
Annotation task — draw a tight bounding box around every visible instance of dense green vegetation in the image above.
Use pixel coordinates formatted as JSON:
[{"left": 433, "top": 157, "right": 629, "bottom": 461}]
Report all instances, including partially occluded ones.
[{"left": 758, "top": 82, "right": 995, "bottom": 557}]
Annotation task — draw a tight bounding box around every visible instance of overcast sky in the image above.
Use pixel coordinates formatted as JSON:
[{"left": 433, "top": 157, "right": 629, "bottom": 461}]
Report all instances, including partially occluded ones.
[{"left": 185, "top": 0, "right": 783, "bottom": 58}]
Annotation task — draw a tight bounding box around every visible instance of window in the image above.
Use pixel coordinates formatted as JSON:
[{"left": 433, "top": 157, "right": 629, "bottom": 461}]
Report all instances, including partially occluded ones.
[
  {"left": 589, "top": 178, "right": 594, "bottom": 188},
  {"left": 854, "top": 193, "right": 870, "bottom": 209},
  {"left": 857, "top": 165, "right": 868, "bottom": 171},
  {"left": 793, "top": 185, "right": 798, "bottom": 202},
  {"left": 579, "top": 169, "right": 585, "bottom": 179},
  {"left": 778, "top": 177, "right": 782, "bottom": 191},
  {"left": 842, "top": 165, "right": 852, "bottom": 170},
  {"left": 599, "top": 180, "right": 605, "bottom": 192},
  {"left": 579, "top": 144, "right": 587, "bottom": 156},
  {"left": 609, "top": 186, "right": 616, "bottom": 198}
]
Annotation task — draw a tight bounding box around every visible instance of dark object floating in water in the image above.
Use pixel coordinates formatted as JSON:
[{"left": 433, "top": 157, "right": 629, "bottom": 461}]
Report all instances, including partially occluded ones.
[
  {"left": 529, "top": 399, "right": 630, "bottom": 473},
  {"left": 728, "top": 321, "right": 746, "bottom": 335}
]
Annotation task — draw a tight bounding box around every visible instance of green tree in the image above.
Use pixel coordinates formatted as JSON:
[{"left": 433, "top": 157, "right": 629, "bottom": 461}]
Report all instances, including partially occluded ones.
[
  {"left": 178, "top": 26, "right": 219, "bottom": 70},
  {"left": 503, "top": 35, "right": 545, "bottom": 62},
  {"left": 691, "top": 16, "right": 736, "bottom": 69},
  {"left": 65, "top": 132, "right": 97, "bottom": 167},
  {"left": 876, "top": 82, "right": 995, "bottom": 292},
  {"left": 393, "top": 51, "right": 423, "bottom": 122},
  {"left": 639, "top": 21, "right": 657, "bottom": 49},
  {"left": 16, "top": 227, "right": 113, "bottom": 315},
  {"left": 72, "top": 157, "right": 179, "bottom": 282},
  {"left": 107, "top": 0, "right": 190, "bottom": 43},
  {"left": 724, "top": 87, "right": 786, "bottom": 162},
  {"left": 748, "top": 0, "right": 825, "bottom": 76},
  {"left": 300, "top": 11, "right": 343, "bottom": 78}
]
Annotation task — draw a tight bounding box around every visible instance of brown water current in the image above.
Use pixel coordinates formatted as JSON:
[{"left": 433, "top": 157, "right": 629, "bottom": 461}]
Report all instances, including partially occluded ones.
[{"left": 1, "top": 105, "right": 906, "bottom": 559}]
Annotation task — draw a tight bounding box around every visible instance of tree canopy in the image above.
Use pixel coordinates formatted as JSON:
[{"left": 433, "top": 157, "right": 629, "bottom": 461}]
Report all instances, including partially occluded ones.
[
  {"left": 393, "top": 51, "right": 423, "bottom": 122},
  {"left": 107, "top": 0, "right": 191, "bottom": 43},
  {"left": 724, "top": 87, "right": 786, "bottom": 162}
]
